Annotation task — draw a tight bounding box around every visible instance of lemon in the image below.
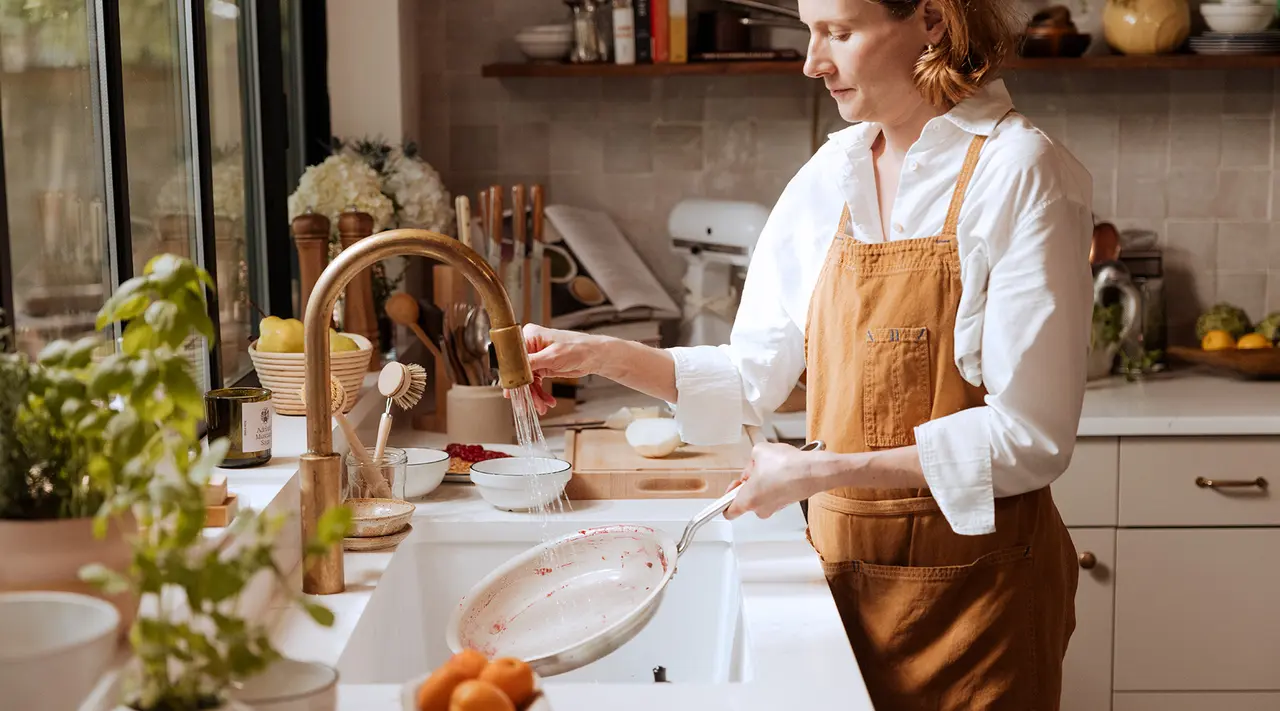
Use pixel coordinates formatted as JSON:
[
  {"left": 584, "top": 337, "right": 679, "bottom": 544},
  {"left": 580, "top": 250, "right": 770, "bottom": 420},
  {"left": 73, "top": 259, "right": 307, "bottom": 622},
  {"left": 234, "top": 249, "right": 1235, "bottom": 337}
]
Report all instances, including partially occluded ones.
[
  {"left": 330, "top": 333, "right": 361, "bottom": 352},
  {"left": 1237, "top": 332, "right": 1272, "bottom": 349},
  {"left": 1201, "top": 329, "right": 1236, "bottom": 351}
]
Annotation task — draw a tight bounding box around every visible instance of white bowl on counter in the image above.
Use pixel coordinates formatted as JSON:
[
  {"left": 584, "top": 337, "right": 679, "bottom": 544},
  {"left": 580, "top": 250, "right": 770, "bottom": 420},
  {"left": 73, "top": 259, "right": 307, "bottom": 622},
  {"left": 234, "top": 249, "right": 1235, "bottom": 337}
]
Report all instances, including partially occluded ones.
[
  {"left": 403, "top": 447, "right": 449, "bottom": 499},
  {"left": 1200, "top": 3, "right": 1275, "bottom": 32},
  {"left": 0, "top": 591, "right": 121, "bottom": 711},
  {"left": 470, "top": 457, "right": 572, "bottom": 511}
]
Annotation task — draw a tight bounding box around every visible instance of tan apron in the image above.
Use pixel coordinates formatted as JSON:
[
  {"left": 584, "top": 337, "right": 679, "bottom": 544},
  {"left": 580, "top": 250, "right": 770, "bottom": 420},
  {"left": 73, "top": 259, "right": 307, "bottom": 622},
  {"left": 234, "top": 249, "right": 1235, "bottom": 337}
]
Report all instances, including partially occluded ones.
[{"left": 804, "top": 132, "right": 1079, "bottom": 710}]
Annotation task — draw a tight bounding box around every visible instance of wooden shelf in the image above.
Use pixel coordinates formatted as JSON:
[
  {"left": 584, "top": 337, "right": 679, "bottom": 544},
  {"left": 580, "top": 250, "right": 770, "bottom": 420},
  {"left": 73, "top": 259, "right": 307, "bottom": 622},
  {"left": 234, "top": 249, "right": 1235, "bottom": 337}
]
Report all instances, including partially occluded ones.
[{"left": 482, "top": 53, "right": 1280, "bottom": 78}]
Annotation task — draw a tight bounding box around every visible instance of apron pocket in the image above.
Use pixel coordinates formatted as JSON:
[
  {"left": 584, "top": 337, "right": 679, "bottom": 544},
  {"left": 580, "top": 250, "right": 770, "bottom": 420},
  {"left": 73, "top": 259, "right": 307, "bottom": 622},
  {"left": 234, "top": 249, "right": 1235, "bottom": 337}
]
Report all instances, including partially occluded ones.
[
  {"left": 825, "top": 546, "right": 1039, "bottom": 711},
  {"left": 861, "top": 327, "right": 933, "bottom": 448}
]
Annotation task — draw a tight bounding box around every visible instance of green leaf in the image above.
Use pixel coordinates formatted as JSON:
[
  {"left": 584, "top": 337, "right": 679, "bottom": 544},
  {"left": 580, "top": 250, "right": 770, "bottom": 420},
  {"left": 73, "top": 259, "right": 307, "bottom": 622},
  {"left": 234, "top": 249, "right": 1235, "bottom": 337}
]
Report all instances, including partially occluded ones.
[
  {"left": 37, "top": 339, "right": 70, "bottom": 366},
  {"left": 111, "top": 293, "right": 150, "bottom": 324},
  {"left": 79, "top": 563, "right": 131, "bottom": 595},
  {"left": 144, "top": 300, "right": 179, "bottom": 335},
  {"left": 302, "top": 601, "right": 336, "bottom": 627},
  {"left": 121, "top": 321, "right": 154, "bottom": 355}
]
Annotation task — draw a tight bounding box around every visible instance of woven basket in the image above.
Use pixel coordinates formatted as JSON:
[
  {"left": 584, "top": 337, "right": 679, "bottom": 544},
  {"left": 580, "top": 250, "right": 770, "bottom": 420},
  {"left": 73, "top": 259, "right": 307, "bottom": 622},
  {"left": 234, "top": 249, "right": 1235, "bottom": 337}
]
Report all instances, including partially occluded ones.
[{"left": 248, "top": 333, "right": 374, "bottom": 415}]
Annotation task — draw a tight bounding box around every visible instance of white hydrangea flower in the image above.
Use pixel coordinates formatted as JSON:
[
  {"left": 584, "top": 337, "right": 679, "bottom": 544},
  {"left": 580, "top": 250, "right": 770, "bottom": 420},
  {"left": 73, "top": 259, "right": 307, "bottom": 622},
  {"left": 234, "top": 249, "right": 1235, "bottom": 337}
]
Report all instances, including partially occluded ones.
[
  {"left": 286, "top": 153, "right": 394, "bottom": 235},
  {"left": 381, "top": 148, "right": 455, "bottom": 235}
]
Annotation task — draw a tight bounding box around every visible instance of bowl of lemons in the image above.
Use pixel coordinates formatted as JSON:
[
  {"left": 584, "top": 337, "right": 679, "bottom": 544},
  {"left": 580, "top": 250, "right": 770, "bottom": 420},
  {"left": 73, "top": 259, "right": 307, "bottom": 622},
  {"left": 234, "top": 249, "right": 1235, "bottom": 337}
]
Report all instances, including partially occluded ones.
[{"left": 249, "top": 316, "right": 374, "bottom": 415}]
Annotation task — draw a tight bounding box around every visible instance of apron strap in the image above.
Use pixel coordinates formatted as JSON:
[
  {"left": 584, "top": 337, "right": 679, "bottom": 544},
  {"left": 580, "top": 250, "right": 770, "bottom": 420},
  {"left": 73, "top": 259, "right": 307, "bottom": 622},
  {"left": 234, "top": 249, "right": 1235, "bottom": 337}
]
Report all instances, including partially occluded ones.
[
  {"left": 940, "top": 134, "right": 988, "bottom": 237},
  {"left": 836, "top": 202, "right": 852, "bottom": 236},
  {"left": 940, "top": 108, "right": 1016, "bottom": 237}
]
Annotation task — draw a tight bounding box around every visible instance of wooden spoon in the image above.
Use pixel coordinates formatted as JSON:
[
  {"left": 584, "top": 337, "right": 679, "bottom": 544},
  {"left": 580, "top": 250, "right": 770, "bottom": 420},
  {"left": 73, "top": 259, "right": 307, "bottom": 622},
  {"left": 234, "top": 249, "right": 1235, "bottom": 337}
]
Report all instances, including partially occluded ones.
[{"left": 385, "top": 292, "right": 446, "bottom": 366}]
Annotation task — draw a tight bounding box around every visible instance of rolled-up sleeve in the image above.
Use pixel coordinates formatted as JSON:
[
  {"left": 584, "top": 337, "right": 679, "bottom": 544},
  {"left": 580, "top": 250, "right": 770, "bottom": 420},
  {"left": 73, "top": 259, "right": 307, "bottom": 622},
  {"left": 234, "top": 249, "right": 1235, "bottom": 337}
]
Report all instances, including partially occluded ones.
[
  {"left": 665, "top": 175, "right": 821, "bottom": 446},
  {"left": 913, "top": 196, "right": 1093, "bottom": 535}
]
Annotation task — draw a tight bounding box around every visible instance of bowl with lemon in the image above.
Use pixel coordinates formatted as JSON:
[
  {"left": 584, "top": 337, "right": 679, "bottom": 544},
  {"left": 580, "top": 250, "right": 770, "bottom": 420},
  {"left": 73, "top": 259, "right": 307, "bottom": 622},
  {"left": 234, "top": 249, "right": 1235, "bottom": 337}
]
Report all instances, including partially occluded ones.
[
  {"left": 249, "top": 316, "right": 375, "bottom": 415},
  {"left": 1169, "top": 305, "right": 1280, "bottom": 378}
]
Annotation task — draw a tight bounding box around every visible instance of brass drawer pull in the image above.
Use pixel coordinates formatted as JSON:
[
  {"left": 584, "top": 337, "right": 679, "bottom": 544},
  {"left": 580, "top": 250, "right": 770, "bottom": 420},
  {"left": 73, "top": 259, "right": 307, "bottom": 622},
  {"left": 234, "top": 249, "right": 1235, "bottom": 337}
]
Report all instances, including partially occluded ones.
[
  {"left": 1195, "top": 476, "right": 1268, "bottom": 490},
  {"left": 1079, "top": 552, "right": 1097, "bottom": 570}
]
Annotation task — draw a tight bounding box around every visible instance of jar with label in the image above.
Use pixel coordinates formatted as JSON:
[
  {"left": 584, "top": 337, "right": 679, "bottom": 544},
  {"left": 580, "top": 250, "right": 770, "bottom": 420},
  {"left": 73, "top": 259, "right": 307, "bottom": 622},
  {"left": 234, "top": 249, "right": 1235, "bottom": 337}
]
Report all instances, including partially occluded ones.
[{"left": 204, "top": 387, "right": 274, "bottom": 468}]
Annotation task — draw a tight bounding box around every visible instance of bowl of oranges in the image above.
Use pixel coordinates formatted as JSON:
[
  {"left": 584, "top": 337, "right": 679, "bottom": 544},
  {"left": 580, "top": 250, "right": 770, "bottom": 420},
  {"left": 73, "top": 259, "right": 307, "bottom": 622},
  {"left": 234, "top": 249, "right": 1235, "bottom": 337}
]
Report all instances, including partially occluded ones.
[{"left": 401, "top": 649, "right": 550, "bottom": 711}]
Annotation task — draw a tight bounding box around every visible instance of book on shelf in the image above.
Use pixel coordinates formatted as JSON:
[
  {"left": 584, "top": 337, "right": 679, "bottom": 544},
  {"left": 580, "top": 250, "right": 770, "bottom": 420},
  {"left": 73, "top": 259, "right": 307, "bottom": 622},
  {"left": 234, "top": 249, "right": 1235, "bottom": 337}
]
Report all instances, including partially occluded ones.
[{"left": 541, "top": 204, "right": 681, "bottom": 332}]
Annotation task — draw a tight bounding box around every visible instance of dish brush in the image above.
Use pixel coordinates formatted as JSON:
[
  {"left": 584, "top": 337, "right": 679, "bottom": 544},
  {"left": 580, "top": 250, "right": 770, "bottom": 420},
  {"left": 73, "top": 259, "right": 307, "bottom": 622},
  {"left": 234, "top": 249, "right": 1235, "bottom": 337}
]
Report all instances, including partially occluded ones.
[
  {"left": 372, "top": 362, "right": 428, "bottom": 464},
  {"left": 299, "top": 375, "right": 391, "bottom": 499}
]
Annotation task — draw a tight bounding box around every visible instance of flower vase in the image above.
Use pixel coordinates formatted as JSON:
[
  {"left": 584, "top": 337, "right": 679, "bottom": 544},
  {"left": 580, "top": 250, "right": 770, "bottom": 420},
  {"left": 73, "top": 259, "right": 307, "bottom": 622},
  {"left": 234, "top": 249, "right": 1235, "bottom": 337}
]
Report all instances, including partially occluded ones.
[{"left": 1103, "top": 0, "right": 1191, "bottom": 55}]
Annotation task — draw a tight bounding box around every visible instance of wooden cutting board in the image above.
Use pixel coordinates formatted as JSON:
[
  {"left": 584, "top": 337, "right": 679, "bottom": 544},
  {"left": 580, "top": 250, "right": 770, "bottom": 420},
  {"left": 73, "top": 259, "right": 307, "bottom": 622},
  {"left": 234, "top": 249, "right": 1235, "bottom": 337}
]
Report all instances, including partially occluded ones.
[{"left": 563, "top": 425, "right": 766, "bottom": 499}]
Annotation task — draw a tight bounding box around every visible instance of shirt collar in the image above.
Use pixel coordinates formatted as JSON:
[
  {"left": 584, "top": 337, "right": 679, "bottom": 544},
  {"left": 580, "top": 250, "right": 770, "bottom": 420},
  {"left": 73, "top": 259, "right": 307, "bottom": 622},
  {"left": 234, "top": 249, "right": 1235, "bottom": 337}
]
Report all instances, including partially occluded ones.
[{"left": 827, "top": 78, "right": 1015, "bottom": 155}]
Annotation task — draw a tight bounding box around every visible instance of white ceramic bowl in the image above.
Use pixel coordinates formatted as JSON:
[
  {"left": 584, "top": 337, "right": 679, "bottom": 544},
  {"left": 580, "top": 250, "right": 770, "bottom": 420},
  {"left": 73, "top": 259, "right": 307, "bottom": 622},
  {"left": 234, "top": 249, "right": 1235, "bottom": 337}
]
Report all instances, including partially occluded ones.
[
  {"left": 229, "top": 657, "right": 339, "bottom": 710},
  {"left": 469, "top": 457, "right": 572, "bottom": 511},
  {"left": 515, "top": 35, "right": 572, "bottom": 61},
  {"left": 1200, "top": 4, "right": 1275, "bottom": 32},
  {"left": 403, "top": 447, "right": 449, "bottom": 499},
  {"left": 0, "top": 591, "right": 121, "bottom": 711},
  {"left": 518, "top": 23, "right": 572, "bottom": 38}
]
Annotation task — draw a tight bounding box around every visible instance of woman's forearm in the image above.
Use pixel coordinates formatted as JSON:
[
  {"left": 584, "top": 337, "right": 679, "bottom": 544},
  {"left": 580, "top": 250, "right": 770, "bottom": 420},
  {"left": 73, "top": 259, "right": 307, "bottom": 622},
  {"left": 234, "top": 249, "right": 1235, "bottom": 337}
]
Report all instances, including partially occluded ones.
[
  {"left": 814, "top": 446, "right": 928, "bottom": 492},
  {"left": 591, "top": 337, "right": 679, "bottom": 403}
]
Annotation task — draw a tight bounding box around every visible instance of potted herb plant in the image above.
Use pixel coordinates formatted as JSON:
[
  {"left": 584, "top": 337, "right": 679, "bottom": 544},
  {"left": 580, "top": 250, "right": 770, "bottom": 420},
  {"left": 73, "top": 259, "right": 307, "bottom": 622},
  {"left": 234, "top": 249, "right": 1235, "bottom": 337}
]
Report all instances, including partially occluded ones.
[
  {"left": 65, "top": 254, "right": 352, "bottom": 710},
  {"left": 0, "top": 313, "right": 138, "bottom": 634}
]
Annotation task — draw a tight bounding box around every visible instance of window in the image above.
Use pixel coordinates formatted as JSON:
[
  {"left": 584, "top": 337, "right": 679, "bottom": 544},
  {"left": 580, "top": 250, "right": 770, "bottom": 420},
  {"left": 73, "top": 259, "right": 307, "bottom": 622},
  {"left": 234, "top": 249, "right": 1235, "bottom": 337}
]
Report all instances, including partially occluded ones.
[{"left": 0, "top": 0, "right": 317, "bottom": 392}]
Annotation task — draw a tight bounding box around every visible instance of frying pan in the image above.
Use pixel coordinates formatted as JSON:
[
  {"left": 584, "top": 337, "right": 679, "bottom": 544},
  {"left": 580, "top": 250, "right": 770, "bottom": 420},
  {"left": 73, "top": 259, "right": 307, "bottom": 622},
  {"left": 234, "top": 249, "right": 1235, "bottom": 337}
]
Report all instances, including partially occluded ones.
[{"left": 445, "top": 440, "right": 826, "bottom": 677}]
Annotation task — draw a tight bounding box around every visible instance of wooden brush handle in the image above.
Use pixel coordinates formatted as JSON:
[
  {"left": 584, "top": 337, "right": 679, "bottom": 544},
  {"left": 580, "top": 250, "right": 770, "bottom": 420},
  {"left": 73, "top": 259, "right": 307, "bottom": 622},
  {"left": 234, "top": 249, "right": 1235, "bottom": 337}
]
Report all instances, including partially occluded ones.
[
  {"left": 373, "top": 411, "right": 393, "bottom": 468},
  {"left": 336, "top": 412, "right": 391, "bottom": 499}
]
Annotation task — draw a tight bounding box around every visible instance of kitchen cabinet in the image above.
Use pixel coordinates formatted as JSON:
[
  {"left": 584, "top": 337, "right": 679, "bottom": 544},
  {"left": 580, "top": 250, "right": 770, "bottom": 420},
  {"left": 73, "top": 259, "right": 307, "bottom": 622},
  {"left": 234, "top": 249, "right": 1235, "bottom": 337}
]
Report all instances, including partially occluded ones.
[
  {"left": 1062, "top": 528, "right": 1115, "bottom": 711},
  {"left": 1056, "top": 435, "right": 1280, "bottom": 711}
]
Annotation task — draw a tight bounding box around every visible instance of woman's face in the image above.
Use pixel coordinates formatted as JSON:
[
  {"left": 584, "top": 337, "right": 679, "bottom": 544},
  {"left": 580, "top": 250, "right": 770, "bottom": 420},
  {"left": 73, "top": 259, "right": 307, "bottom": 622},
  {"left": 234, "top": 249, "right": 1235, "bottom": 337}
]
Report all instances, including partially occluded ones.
[{"left": 799, "top": 0, "right": 941, "bottom": 125}]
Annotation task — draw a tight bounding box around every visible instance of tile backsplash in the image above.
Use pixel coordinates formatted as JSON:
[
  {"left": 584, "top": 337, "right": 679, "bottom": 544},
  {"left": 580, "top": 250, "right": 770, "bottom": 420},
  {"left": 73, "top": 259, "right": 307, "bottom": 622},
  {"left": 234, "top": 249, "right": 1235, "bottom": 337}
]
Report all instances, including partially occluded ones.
[{"left": 409, "top": 0, "right": 1280, "bottom": 345}]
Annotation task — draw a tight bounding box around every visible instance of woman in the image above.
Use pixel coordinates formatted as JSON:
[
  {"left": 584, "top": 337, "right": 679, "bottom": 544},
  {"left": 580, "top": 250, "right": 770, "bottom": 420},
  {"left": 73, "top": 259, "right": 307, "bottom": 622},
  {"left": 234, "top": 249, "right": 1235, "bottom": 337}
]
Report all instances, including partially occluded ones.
[{"left": 518, "top": 0, "right": 1091, "bottom": 707}]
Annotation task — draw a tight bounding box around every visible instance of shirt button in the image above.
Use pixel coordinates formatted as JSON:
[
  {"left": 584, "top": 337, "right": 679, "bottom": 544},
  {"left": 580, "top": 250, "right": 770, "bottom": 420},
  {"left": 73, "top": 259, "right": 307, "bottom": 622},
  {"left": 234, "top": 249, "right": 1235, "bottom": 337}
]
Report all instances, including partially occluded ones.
[
  {"left": 909, "top": 161, "right": 919, "bottom": 171},
  {"left": 893, "top": 223, "right": 904, "bottom": 233}
]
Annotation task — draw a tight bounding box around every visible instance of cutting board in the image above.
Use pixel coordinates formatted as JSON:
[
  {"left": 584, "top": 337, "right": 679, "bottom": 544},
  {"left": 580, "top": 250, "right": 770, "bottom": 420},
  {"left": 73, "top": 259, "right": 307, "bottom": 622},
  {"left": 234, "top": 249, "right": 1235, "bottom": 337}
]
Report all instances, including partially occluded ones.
[{"left": 562, "top": 425, "right": 766, "bottom": 499}]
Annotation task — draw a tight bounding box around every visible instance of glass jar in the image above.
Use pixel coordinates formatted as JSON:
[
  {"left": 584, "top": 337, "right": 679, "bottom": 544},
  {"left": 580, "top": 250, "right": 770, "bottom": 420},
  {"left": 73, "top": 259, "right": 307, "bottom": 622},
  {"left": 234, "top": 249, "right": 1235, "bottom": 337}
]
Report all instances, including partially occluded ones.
[
  {"left": 344, "top": 446, "right": 408, "bottom": 501},
  {"left": 204, "top": 387, "right": 273, "bottom": 468}
]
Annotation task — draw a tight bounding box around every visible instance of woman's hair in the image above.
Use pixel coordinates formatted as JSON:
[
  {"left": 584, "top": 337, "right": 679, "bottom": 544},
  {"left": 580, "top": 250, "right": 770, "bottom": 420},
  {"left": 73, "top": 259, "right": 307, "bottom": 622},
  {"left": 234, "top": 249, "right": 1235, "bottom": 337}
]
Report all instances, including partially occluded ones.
[{"left": 874, "top": 0, "right": 1024, "bottom": 108}]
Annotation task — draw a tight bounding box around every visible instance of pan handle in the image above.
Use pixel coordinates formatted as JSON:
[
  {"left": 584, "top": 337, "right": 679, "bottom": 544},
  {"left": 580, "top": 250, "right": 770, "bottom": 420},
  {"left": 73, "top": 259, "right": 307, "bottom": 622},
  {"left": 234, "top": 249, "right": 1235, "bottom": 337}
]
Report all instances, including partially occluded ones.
[{"left": 675, "top": 440, "right": 826, "bottom": 555}]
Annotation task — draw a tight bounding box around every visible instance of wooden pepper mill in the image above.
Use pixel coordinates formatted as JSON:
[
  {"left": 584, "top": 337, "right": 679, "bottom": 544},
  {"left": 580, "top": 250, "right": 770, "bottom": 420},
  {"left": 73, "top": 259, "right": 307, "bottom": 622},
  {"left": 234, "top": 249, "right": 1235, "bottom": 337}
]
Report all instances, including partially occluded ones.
[
  {"left": 291, "top": 211, "right": 330, "bottom": 317},
  {"left": 337, "top": 210, "right": 379, "bottom": 366}
]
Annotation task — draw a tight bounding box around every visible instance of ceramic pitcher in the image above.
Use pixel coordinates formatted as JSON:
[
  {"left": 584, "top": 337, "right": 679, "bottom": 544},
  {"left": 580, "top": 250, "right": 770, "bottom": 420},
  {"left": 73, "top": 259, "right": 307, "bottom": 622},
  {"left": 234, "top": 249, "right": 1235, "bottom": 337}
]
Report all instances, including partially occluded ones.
[{"left": 1103, "top": 0, "right": 1191, "bottom": 54}]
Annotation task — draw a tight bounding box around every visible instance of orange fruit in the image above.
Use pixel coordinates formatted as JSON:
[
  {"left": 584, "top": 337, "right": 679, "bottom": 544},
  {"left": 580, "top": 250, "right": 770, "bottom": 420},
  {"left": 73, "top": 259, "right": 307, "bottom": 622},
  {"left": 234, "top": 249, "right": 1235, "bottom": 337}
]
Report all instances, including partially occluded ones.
[
  {"left": 477, "top": 657, "right": 536, "bottom": 708},
  {"left": 450, "top": 680, "right": 515, "bottom": 711},
  {"left": 446, "top": 649, "right": 490, "bottom": 680},
  {"left": 416, "top": 665, "right": 470, "bottom": 711}
]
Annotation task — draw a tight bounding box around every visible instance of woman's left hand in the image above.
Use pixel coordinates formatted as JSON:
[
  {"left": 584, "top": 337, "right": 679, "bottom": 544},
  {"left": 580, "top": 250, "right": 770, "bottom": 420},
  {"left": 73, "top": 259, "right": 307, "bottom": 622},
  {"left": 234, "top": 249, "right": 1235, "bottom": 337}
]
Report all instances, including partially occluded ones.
[{"left": 723, "top": 442, "right": 828, "bottom": 520}]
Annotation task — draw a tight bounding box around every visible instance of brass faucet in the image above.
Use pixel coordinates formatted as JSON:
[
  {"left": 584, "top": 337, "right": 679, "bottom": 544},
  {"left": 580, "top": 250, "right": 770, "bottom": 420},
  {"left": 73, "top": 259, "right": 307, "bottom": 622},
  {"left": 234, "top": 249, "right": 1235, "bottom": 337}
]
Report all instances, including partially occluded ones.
[{"left": 300, "top": 229, "right": 534, "bottom": 595}]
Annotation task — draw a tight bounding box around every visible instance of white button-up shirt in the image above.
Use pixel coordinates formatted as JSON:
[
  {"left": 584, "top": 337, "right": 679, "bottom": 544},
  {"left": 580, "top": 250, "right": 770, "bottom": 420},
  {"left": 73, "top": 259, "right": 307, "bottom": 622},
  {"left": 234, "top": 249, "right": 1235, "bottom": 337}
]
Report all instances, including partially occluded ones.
[{"left": 667, "top": 79, "right": 1095, "bottom": 536}]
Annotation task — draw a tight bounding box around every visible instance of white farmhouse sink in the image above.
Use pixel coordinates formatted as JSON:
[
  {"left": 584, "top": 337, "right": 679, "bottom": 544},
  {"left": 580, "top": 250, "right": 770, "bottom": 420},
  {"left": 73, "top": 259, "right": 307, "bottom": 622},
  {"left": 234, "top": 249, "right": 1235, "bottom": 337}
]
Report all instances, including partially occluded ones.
[{"left": 336, "top": 518, "right": 748, "bottom": 685}]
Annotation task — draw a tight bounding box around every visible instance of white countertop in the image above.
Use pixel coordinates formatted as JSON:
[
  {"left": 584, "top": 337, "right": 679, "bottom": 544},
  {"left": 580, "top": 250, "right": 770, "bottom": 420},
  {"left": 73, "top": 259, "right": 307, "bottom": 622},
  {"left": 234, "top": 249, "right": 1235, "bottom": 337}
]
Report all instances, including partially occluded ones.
[{"left": 770, "top": 371, "right": 1280, "bottom": 440}]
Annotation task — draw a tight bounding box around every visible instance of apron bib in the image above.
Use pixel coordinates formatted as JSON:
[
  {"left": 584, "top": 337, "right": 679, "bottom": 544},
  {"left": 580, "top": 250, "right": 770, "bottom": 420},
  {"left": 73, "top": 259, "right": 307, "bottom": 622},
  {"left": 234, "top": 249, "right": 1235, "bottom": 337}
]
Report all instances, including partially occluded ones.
[{"left": 804, "top": 131, "right": 1079, "bottom": 710}]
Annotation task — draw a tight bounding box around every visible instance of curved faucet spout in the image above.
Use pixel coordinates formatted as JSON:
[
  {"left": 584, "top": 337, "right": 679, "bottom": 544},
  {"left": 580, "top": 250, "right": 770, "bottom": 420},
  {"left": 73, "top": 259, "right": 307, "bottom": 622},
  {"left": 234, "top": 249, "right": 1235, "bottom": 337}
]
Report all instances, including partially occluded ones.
[{"left": 299, "top": 228, "right": 535, "bottom": 594}]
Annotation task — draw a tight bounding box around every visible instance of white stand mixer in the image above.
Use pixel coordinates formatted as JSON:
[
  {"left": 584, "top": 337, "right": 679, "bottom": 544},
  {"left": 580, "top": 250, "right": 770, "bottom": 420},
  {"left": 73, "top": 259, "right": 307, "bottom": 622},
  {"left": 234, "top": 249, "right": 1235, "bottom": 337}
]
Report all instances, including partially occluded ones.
[{"left": 667, "top": 198, "right": 771, "bottom": 347}]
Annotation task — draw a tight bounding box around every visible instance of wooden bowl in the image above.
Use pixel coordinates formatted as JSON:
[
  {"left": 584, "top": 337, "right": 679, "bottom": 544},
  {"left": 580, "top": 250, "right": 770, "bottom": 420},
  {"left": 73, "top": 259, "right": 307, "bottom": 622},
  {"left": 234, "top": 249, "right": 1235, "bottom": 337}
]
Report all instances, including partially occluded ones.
[
  {"left": 248, "top": 333, "right": 374, "bottom": 415},
  {"left": 1018, "top": 30, "right": 1091, "bottom": 58},
  {"left": 1168, "top": 346, "right": 1280, "bottom": 379},
  {"left": 345, "top": 498, "right": 414, "bottom": 538}
]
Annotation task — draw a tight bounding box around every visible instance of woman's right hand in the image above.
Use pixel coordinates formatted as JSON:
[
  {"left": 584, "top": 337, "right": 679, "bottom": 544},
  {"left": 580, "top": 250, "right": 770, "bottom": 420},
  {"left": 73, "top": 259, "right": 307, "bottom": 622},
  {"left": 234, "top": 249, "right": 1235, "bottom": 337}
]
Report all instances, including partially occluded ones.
[{"left": 516, "top": 323, "right": 606, "bottom": 414}]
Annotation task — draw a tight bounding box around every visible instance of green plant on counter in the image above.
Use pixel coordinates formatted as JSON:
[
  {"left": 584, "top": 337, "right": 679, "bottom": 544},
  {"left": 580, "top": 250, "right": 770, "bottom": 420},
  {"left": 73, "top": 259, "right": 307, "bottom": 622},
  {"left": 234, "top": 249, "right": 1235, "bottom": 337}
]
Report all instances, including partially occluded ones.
[
  {"left": 0, "top": 312, "right": 111, "bottom": 520},
  {"left": 1091, "top": 302, "right": 1124, "bottom": 351},
  {"left": 36, "top": 254, "right": 355, "bottom": 711}
]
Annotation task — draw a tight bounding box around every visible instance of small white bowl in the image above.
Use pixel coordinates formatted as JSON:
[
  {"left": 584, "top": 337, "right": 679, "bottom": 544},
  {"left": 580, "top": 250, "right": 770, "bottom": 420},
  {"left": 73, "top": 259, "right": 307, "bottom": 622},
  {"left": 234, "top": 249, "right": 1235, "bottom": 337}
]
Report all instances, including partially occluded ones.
[
  {"left": 518, "top": 23, "right": 572, "bottom": 37},
  {"left": 403, "top": 447, "right": 449, "bottom": 499},
  {"left": 1200, "top": 4, "right": 1275, "bottom": 32},
  {"left": 516, "top": 36, "right": 572, "bottom": 61},
  {"left": 469, "top": 457, "right": 572, "bottom": 511},
  {"left": 0, "top": 591, "right": 121, "bottom": 711}
]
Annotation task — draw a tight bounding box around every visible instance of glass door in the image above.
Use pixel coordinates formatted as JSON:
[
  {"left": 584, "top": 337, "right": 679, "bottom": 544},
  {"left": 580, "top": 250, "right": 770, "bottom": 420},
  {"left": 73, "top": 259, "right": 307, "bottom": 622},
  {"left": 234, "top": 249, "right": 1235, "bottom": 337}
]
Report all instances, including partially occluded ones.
[
  {"left": 0, "top": 0, "right": 299, "bottom": 391},
  {"left": 0, "top": 0, "right": 112, "bottom": 357}
]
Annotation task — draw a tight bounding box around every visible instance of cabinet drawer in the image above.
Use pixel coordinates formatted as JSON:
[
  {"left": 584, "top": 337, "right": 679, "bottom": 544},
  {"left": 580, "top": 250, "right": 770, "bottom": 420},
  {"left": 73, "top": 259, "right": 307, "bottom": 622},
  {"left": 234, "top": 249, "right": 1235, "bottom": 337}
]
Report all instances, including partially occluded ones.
[
  {"left": 1061, "top": 528, "right": 1115, "bottom": 711},
  {"left": 1114, "top": 529, "right": 1280, "bottom": 691},
  {"left": 1118, "top": 437, "right": 1280, "bottom": 526},
  {"left": 1052, "top": 438, "right": 1119, "bottom": 527},
  {"left": 1114, "top": 692, "right": 1280, "bottom": 711}
]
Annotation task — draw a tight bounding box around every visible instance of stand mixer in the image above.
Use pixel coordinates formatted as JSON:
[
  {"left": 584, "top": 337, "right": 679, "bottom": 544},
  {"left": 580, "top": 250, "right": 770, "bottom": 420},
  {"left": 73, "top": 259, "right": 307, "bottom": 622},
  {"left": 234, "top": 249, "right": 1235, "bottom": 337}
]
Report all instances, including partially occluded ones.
[{"left": 667, "top": 198, "right": 771, "bottom": 347}]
